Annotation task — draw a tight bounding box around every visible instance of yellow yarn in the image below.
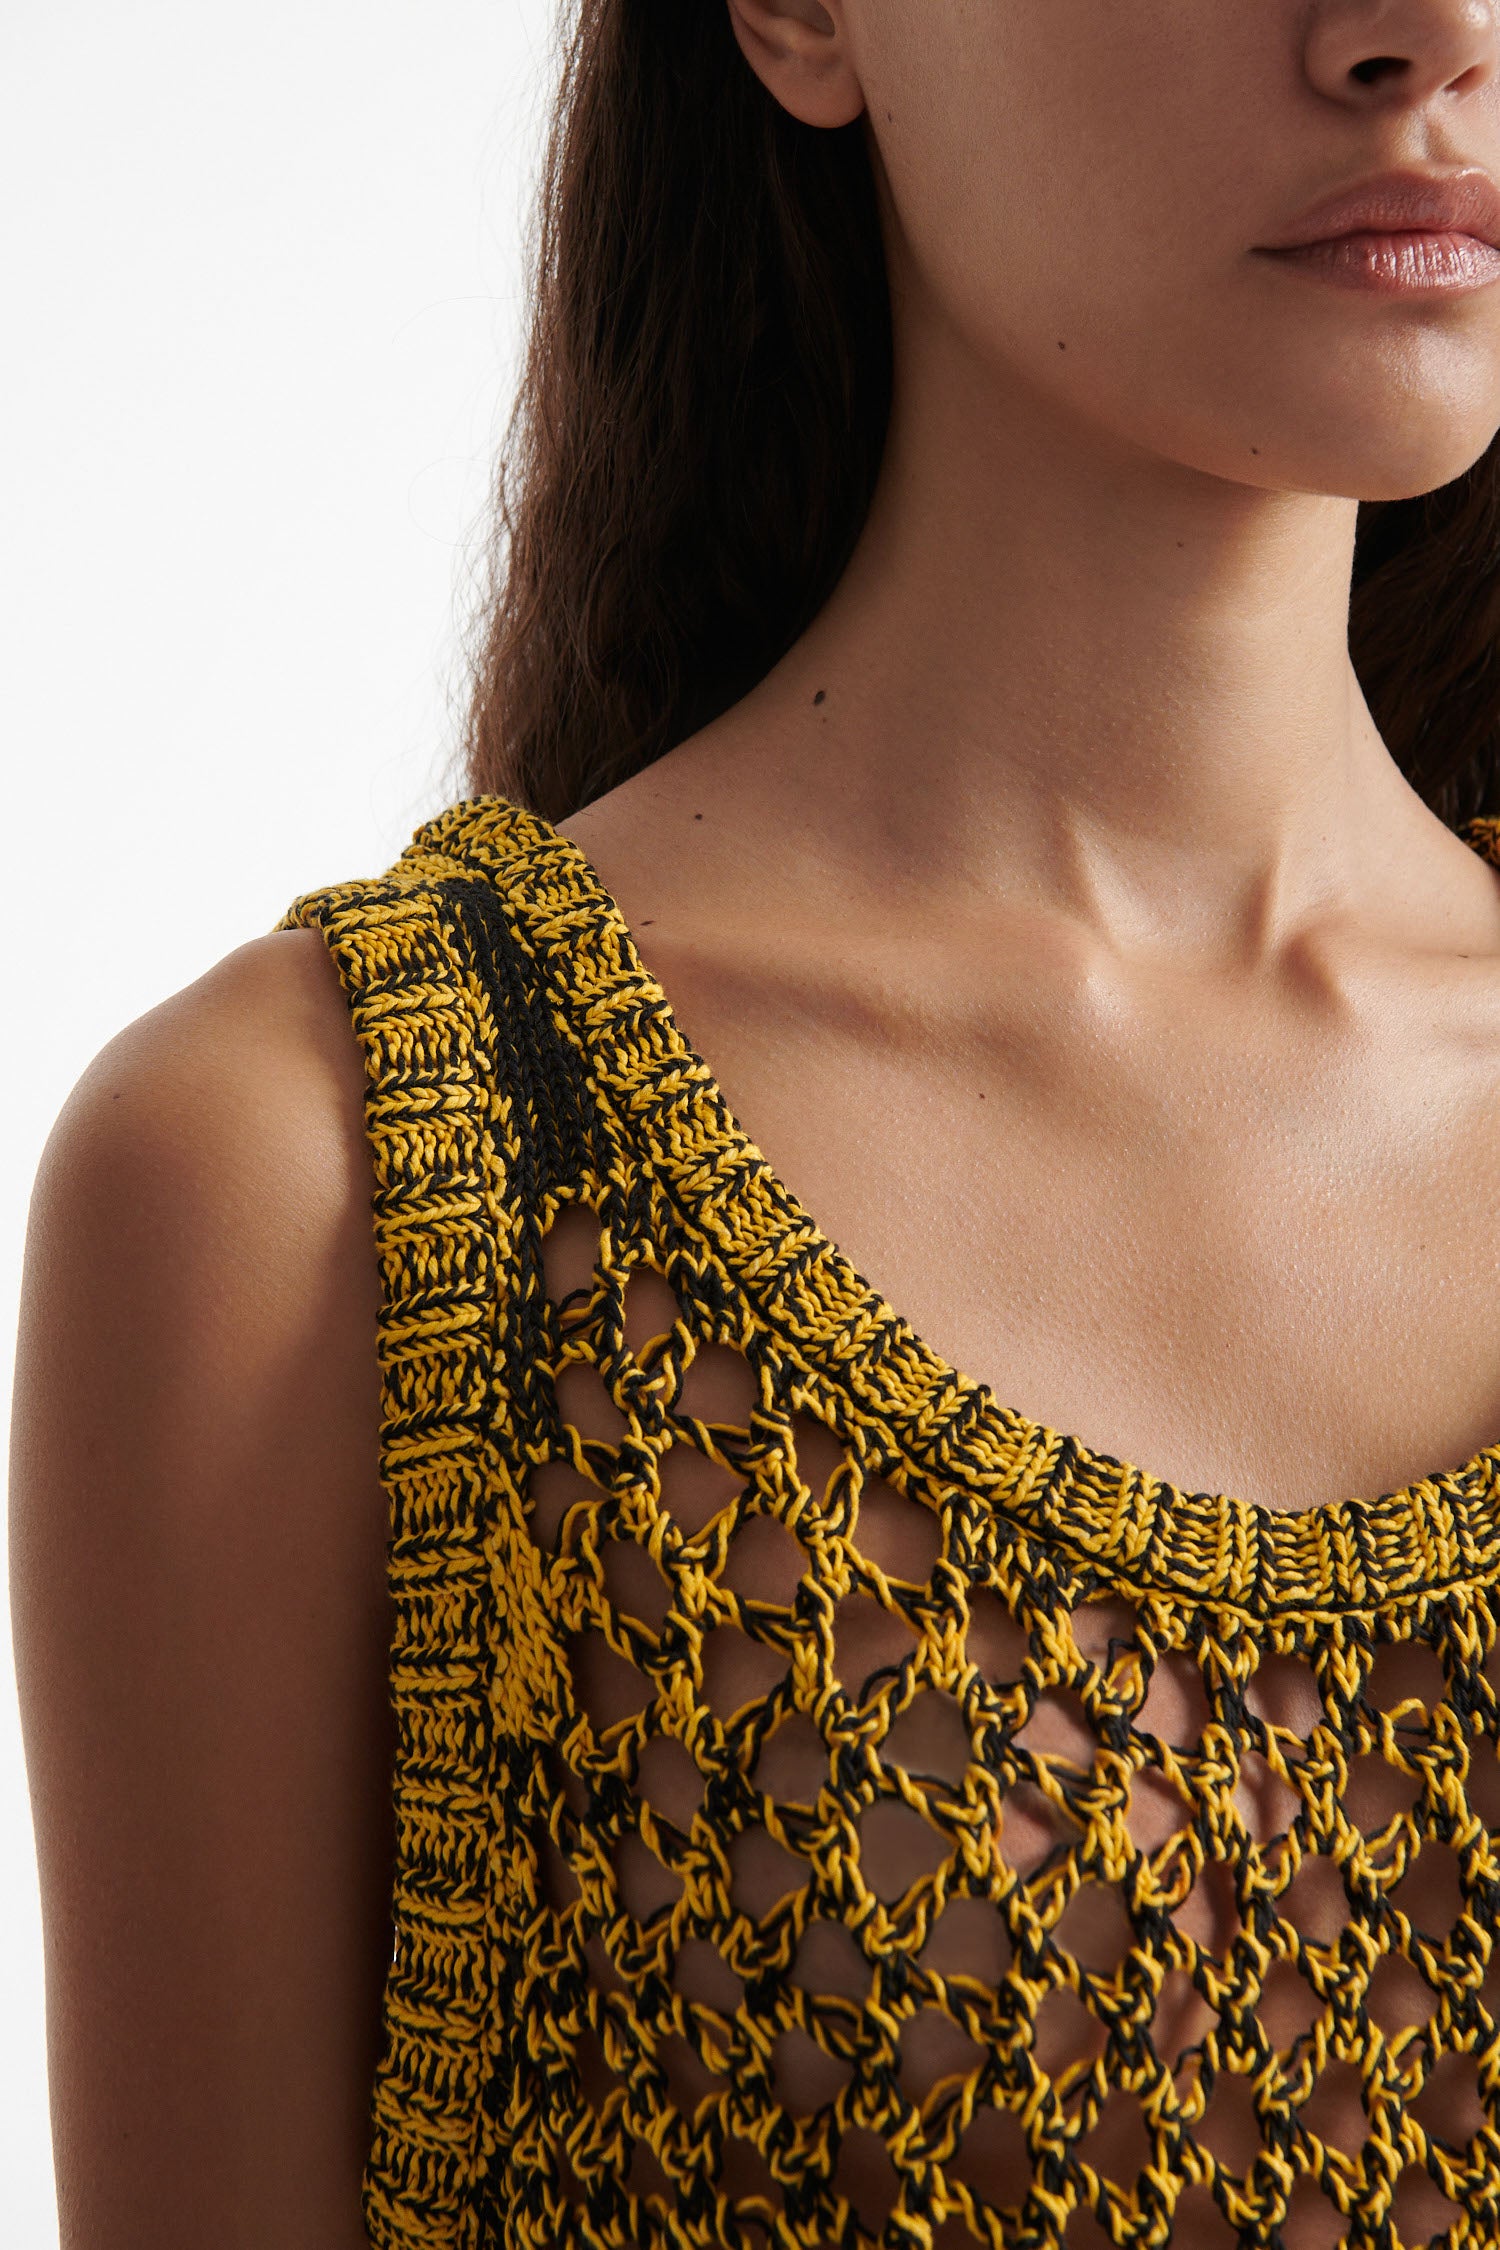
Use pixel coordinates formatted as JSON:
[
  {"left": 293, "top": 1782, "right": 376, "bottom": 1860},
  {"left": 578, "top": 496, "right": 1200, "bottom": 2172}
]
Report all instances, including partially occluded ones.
[{"left": 276, "top": 794, "right": 1500, "bottom": 2250}]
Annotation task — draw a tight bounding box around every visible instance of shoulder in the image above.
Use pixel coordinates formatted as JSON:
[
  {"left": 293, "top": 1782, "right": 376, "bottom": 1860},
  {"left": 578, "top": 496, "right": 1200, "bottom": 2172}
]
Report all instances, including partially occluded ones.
[
  {"left": 35, "top": 923, "right": 367, "bottom": 1214},
  {"left": 16, "top": 917, "right": 379, "bottom": 1556},
  {"left": 11, "top": 927, "right": 395, "bottom": 2244},
  {"left": 13, "top": 916, "right": 385, "bottom": 1694}
]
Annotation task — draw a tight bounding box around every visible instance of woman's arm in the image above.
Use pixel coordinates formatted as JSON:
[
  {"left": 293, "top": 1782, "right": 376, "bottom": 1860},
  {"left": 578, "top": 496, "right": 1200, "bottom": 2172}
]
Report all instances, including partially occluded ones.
[{"left": 9, "top": 927, "right": 395, "bottom": 2250}]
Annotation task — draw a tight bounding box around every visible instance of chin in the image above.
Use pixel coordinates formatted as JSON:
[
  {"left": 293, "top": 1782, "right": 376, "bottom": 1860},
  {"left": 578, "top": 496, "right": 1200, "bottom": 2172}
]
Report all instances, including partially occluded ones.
[
  {"left": 1311, "top": 429, "right": 1497, "bottom": 505},
  {"left": 1185, "top": 397, "right": 1500, "bottom": 506},
  {"left": 1278, "top": 349, "right": 1500, "bottom": 500}
]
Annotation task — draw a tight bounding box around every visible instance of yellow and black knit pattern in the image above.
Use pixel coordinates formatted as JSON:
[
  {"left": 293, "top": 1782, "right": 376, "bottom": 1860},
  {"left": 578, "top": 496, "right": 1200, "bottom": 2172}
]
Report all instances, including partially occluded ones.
[{"left": 278, "top": 795, "right": 1500, "bottom": 2250}]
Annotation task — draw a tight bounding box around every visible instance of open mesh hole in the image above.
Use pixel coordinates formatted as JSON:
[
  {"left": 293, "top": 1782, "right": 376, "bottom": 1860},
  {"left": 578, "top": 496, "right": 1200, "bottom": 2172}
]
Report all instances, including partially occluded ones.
[
  {"left": 661, "top": 2032, "right": 724, "bottom": 2117},
  {"left": 948, "top": 2103, "right": 1032, "bottom": 2208},
  {"left": 722, "top": 1514, "right": 806, "bottom": 1610},
  {"left": 624, "top": 2138, "right": 673, "bottom": 2204},
  {"left": 602, "top": 1538, "right": 672, "bottom": 1634},
  {"left": 1391, "top": 1842, "right": 1464, "bottom": 1942},
  {"left": 527, "top": 1460, "right": 598, "bottom": 1553},
  {"left": 832, "top": 1592, "right": 920, "bottom": 1701},
  {"left": 855, "top": 1476, "right": 942, "bottom": 1585},
  {"left": 857, "top": 1798, "right": 951, "bottom": 1900},
  {"left": 541, "top": 1204, "right": 601, "bottom": 1328},
  {"left": 920, "top": 1895, "right": 1012, "bottom": 1984},
  {"left": 883, "top": 1690, "right": 971, "bottom": 1787},
  {"left": 1061, "top": 2207, "right": 1112, "bottom": 2250},
  {"left": 555, "top": 1360, "right": 628, "bottom": 1445},
  {"left": 1166, "top": 2187, "right": 1239, "bottom": 2250},
  {"left": 1367, "top": 1952, "right": 1435, "bottom": 2041},
  {"left": 1282, "top": 1853, "right": 1349, "bottom": 1947},
  {"left": 1137, "top": 1650, "right": 1212, "bottom": 1749},
  {"left": 719, "top": 2136, "right": 782, "bottom": 2209},
  {"left": 1054, "top": 1881, "right": 1133, "bottom": 1976},
  {"left": 1256, "top": 1958, "right": 1322, "bottom": 2052},
  {"left": 1071, "top": 1596, "right": 1140, "bottom": 1673},
  {"left": 1368, "top": 1641, "right": 1446, "bottom": 1727},
  {"left": 1174, "top": 1857, "right": 1241, "bottom": 1956},
  {"left": 1015, "top": 1688, "right": 1098, "bottom": 1772},
  {"left": 636, "top": 1735, "right": 704, "bottom": 1831},
  {"left": 1298, "top": 2058, "right": 1367, "bottom": 2159},
  {"left": 542, "top": 1741, "right": 588, "bottom": 1823},
  {"left": 674, "top": 1937, "right": 744, "bottom": 2014},
  {"left": 793, "top": 1919, "right": 872, "bottom": 2001},
  {"left": 1127, "top": 1767, "right": 1195, "bottom": 1857},
  {"left": 569, "top": 1630, "right": 652, "bottom": 1730},
  {"left": 539, "top": 1834, "right": 581, "bottom": 1914},
  {"left": 964, "top": 1589, "right": 1030, "bottom": 1683},
  {"left": 1231, "top": 1749, "right": 1300, "bottom": 1841},
  {"left": 1280, "top": 2180, "right": 1346, "bottom": 2250},
  {"left": 613, "top": 1830, "right": 683, "bottom": 1920},
  {"left": 898, "top": 2007, "right": 985, "bottom": 2099},
  {"left": 620, "top": 1266, "right": 682, "bottom": 1364},
  {"left": 1345, "top": 1751, "right": 1422, "bottom": 1836},
  {"left": 554, "top": 2148, "right": 587, "bottom": 2207},
  {"left": 790, "top": 1414, "right": 847, "bottom": 1505},
  {"left": 1078, "top": 2088, "right": 1151, "bottom": 2186},
  {"left": 1245, "top": 1650, "right": 1322, "bottom": 1738},
  {"left": 583, "top": 1932, "right": 626, "bottom": 1995},
  {"left": 1000, "top": 1781, "right": 1081, "bottom": 1881},
  {"left": 772, "top": 2027, "right": 855, "bottom": 2115},
  {"left": 1196, "top": 2071, "right": 1261, "bottom": 2175},
  {"left": 1033, "top": 1986, "right": 1108, "bottom": 2074},
  {"left": 1391, "top": 2166, "right": 1460, "bottom": 2246},
  {"left": 833, "top": 2125, "right": 900, "bottom": 2230},
  {"left": 1412, "top": 2048, "right": 1486, "bottom": 2147},
  {"left": 676, "top": 1341, "right": 759, "bottom": 1429},
  {"left": 573, "top": 2022, "right": 614, "bottom": 2112},
  {"left": 751, "top": 1712, "right": 827, "bottom": 1803},
  {"left": 728, "top": 1825, "right": 806, "bottom": 1918},
  {"left": 700, "top": 1625, "right": 788, "bottom": 1721},
  {"left": 658, "top": 1441, "right": 745, "bottom": 1535}
]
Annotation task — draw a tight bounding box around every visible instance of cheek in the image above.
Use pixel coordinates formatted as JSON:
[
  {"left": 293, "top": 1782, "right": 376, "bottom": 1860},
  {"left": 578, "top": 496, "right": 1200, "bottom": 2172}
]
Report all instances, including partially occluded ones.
[
  {"left": 863, "top": 9, "right": 1500, "bottom": 498},
  {"left": 867, "top": 12, "right": 1199, "bottom": 369}
]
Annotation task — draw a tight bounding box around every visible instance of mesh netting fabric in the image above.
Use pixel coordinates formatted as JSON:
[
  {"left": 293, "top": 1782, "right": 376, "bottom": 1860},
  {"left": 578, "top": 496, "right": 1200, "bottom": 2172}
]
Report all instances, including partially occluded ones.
[{"left": 278, "top": 796, "right": 1500, "bottom": 2250}]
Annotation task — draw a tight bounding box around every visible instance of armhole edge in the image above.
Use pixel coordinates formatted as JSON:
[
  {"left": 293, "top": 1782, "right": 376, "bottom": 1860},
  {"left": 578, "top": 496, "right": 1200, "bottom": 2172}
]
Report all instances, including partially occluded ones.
[{"left": 279, "top": 873, "right": 513, "bottom": 2250}]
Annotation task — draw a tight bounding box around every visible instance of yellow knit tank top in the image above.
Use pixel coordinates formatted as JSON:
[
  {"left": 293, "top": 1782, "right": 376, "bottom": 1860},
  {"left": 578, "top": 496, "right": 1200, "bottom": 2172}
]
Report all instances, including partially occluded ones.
[{"left": 278, "top": 793, "right": 1500, "bottom": 2250}]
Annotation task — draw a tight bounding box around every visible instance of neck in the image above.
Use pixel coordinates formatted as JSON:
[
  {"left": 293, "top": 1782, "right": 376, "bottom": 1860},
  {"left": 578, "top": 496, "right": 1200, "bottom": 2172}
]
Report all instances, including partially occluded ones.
[{"left": 710, "top": 306, "right": 1487, "bottom": 963}]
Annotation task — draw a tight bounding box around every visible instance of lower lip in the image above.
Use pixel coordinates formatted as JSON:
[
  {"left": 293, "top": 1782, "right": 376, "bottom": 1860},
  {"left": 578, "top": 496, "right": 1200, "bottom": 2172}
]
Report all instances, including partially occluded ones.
[{"left": 1256, "top": 229, "right": 1500, "bottom": 293}]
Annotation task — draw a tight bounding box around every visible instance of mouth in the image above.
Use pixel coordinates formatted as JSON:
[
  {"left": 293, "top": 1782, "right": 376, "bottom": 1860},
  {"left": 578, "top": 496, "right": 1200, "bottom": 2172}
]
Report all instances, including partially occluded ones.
[
  {"left": 1254, "top": 229, "right": 1500, "bottom": 294},
  {"left": 1253, "top": 168, "right": 1500, "bottom": 294}
]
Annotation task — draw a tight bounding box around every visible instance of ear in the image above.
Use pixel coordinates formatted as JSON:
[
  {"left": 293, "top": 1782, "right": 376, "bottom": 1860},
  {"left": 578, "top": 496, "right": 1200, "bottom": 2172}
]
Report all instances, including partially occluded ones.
[{"left": 725, "top": 0, "right": 866, "bottom": 129}]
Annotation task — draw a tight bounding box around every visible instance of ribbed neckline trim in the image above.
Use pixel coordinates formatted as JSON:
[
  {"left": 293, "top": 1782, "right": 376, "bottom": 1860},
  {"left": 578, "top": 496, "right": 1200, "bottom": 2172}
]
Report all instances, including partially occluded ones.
[{"left": 430, "top": 793, "right": 1500, "bottom": 1620}]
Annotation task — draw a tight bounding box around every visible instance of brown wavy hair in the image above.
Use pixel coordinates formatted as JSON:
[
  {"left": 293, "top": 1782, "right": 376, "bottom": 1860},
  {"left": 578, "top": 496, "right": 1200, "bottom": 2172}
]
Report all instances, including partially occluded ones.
[{"left": 461, "top": 0, "right": 1500, "bottom": 830}]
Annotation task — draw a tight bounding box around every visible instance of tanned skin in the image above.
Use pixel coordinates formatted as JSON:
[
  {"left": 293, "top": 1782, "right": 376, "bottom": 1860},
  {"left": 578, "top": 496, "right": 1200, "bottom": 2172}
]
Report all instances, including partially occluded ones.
[
  {"left": 14, "top": 0, "right": 1500, "bottom": 2240},
  {"left": 11, "top": 928, "right": 392, "bottom": 2248}
]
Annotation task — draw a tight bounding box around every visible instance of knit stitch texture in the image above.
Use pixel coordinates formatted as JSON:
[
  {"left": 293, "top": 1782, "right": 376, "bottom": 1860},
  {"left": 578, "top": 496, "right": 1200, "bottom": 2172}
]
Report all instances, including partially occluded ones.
[{"left": 276, "top": 794, "right": 1500, "bottom": 2250}]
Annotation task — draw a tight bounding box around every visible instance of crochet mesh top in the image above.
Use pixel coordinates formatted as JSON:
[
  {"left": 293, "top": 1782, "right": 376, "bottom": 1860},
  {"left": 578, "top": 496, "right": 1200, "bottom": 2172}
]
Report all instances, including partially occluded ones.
[{"left": 278, "top": 794, "right": 1500, "bottom": 2250}]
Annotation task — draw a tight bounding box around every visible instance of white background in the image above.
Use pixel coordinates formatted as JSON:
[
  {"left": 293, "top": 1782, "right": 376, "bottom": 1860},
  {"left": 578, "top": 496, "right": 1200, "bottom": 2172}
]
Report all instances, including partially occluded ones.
[{"left": 2, "top": 5, "right": 555, "bottom": 2237}]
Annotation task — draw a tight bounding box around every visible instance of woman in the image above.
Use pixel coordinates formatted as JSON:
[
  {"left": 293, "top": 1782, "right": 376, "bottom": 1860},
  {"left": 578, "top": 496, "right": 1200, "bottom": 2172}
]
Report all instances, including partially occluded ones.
[{"left": 14, "top": 1, "right": 1500, "bottom": 2244}]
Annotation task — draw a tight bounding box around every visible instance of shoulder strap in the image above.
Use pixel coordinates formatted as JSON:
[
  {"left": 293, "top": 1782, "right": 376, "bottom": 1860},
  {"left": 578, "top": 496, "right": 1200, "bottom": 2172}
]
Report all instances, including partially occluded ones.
[{"left": 275, "top": 805, "right": 564, "bottom": 2248}]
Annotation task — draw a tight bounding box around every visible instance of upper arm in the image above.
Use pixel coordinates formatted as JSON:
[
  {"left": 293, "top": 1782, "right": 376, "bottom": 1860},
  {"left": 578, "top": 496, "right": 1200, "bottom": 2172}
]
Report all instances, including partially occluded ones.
[{"left": 9, "top": 926, "right": 394, "bottom": 2250}]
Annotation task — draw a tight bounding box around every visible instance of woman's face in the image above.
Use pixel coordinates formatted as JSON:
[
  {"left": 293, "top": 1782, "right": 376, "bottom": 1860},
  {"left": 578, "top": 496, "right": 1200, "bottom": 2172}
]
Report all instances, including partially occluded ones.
[{"left": 734, "top": 0, "right": 1500, "bottom": 502}]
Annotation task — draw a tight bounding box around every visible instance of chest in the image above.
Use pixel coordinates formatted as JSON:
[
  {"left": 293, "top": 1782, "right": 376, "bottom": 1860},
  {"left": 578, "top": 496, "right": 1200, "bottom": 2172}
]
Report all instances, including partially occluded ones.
[
  {"left": 634, "top": 921, "right": 1500, "bottom": 1513},
  {"left": 485, "top": 810, "right": 1500, "bottom": 2250}
]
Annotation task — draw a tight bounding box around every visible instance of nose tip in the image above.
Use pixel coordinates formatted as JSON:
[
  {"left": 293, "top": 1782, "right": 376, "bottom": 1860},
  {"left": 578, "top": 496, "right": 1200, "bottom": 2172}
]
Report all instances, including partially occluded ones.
[{"left": 1304, "top": 0, "right": 1500, "bottom": 109}]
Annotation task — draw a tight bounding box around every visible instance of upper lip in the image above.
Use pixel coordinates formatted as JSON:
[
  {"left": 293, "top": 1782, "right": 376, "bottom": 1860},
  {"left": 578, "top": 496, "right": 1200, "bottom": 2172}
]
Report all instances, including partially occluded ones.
[{"left": 1257, "top": 167, "right": 1500, "bottom": 252}]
